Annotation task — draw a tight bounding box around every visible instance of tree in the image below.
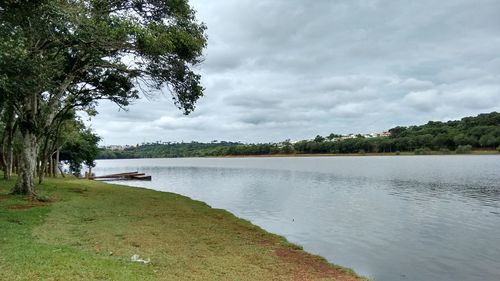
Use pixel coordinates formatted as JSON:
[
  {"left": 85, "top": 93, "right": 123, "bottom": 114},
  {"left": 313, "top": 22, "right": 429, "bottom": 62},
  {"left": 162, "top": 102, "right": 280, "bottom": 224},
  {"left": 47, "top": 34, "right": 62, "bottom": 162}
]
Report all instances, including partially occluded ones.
[
  {"left": 388, "top": 126, "right": 407, "bottom": 138},
  {"left": 453, "top": 134, "right": 477, "bottom": 146},
  {"left": 60, "top": 127, "right": 101, "bottom": 177},
  {"left": 432, "top": 133, "right": 455, "bottom": 150},
  {"left": 0, "top": 0, "right": 207, "bottom": 196},
  {"left": 314, "top": 135, "right": 325, "bottom": 143},
  {"left": 326, "top": 133, "right": 341, "bottom": 141},
  {"left": 280, "top": 140, "right": 294, "bottom": 154},
  {"left": 479, "top": 134, "right": 498, "bottom": 148}
]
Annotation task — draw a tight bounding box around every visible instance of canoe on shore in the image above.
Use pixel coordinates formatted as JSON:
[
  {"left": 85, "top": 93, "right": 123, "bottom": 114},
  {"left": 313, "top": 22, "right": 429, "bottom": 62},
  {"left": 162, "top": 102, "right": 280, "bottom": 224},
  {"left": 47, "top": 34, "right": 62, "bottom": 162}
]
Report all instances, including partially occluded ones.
[{"left": 89, "top": 171, "right": 152, "bottom": 181}]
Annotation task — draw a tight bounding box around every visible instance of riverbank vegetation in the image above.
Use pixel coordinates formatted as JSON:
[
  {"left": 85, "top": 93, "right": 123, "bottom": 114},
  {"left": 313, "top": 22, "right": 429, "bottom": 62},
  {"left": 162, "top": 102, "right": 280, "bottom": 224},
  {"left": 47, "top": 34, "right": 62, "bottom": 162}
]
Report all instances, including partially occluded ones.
[
  {"left": 0, "top": 176, "right": 365, "bottom": 280},
  {"left": 98, "top": 112, "right": 500, "bottom": 159}
]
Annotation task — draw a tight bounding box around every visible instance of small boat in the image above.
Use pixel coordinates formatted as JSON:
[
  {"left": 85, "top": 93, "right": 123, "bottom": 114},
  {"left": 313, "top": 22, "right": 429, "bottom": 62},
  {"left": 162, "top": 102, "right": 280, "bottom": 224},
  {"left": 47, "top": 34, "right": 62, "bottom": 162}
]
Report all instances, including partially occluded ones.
[{"left": 90, "top": 171, "right": 152, "bottom": 181}]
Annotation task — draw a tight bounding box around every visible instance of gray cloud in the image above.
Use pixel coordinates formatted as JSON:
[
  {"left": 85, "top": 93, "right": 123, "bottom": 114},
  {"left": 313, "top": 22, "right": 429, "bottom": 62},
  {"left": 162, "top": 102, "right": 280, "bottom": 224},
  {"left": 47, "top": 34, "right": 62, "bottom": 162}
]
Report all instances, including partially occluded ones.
[{"left": 89, "top": 0, "right": 500, "bottom": 145}]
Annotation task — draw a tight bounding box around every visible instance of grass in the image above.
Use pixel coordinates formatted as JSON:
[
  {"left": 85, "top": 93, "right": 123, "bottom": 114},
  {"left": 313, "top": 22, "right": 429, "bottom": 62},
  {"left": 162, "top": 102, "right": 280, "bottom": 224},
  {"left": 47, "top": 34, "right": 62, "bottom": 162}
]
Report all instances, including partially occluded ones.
[{"left": 0, "top": 176, "right": 366, "bottom": 281}]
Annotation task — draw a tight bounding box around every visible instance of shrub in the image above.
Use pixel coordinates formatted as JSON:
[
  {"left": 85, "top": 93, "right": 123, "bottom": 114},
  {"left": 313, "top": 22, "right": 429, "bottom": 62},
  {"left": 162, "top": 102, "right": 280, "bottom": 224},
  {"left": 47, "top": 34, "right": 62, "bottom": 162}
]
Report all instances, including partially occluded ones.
[
  {"left": 456, "top": 145, "right": 473, "bottom": 154},
  {"left": 414, "top": 147, "right": 432, "bottom": 155},
  {"left": 395, "top": 150, "right": 401, "bottom": 155},
  {"left": 439, "top": 148, "right": 451, "bottom": 154},
  {"left": 497, "top": 145, "right": 500, "bottom": 153}
]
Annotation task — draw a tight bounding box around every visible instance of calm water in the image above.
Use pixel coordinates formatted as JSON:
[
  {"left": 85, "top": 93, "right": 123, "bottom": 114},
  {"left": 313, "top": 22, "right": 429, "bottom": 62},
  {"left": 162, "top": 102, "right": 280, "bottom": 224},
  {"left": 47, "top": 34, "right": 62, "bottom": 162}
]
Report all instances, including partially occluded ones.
[{"left": 94, "top": 156, "right": 500, "bottom": 281}]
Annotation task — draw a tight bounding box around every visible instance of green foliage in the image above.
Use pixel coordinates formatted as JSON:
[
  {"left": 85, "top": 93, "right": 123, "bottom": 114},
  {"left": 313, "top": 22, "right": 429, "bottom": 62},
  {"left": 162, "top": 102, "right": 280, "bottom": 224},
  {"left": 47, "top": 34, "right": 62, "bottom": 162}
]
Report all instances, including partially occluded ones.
[
  {"left": 314, "top": 135, "right": 325, "bottom": 142},
  {"left": 60, "top": 128, "right": 101, "bottom": 176},
  {"left": 439, "top": 148, "right": 451, "bottom": 154},
  {"left": 479, "top": 133, "right": 499, "bottom": 148},
  {"left": 456, "top": 145, "right": 473, "bottom": 154},
  {"left": 326, "top": 133, "right": 342, "bottom": 140},
  {"left": 497, "top": 145, "right": 500, "bottom": 153},
  {"left": 0, "top": 0, "right": 207, "bottom": 193},
  {"left": 96, "top": 112, "right": 500, "bottom": 158},
  {"left": 453, "top": 133, "right": 477, "bottom": 146},
  {"left": 98, "top": 141, "right": 242, "bottom": 159},
  {"left": 0, "top": 0, "right": 207, "bottom": 113},
  {"left": 414, "top": 148, "right": 432, "bottom": 155}
]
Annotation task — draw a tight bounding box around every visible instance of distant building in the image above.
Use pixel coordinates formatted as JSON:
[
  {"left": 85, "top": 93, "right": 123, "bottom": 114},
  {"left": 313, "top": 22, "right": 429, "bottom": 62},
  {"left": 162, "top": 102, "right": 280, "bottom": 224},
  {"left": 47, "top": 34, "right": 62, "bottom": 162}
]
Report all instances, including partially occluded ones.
[
  {"left": 101, "top": 145, "right": 135, "bottom": 151},
  {"left": 105, "top": 145, "right": 124, "bottom": 151},
  {"left": 326, "top": 131, "right": 390, "bottom": 141}
]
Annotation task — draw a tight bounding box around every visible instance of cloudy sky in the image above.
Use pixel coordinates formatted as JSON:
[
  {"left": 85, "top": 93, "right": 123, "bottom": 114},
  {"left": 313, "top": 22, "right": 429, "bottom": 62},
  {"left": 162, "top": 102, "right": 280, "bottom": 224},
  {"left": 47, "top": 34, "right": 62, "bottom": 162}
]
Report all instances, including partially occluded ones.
[{"left": 91, "top": 0, "right": 500, "bottom": 145}]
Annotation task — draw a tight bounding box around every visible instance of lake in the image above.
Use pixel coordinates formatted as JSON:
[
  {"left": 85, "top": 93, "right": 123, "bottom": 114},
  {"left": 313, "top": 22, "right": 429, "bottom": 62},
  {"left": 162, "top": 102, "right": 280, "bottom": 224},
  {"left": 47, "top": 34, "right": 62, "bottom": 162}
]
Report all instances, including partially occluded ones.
[{"left": 94, "top": 156, "right": 500, "bottom": 281}]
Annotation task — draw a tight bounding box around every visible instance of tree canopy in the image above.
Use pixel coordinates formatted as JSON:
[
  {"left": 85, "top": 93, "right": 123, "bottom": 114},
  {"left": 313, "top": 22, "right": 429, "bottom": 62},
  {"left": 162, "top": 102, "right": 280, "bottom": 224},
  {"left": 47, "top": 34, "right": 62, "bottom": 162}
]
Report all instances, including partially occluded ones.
[
  {"left": 0, "top": 0, "right": 207, "bottom": 196},
  {"left": 59, "top": 123, "right": 101, "bottom": 177}
]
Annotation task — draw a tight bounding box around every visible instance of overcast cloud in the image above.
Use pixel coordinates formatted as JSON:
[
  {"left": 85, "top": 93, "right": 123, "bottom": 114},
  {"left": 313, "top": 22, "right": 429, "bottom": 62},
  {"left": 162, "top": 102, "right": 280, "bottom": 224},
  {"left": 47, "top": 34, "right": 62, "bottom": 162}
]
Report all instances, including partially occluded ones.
[{"left": 90, "top": 0, "right": 500, "bottom": 145}]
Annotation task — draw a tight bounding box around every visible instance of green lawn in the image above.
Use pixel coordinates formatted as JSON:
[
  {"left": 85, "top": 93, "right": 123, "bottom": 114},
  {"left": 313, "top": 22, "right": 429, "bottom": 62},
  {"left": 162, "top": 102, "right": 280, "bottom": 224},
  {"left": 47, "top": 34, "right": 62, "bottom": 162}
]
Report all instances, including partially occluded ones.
[{"left": 0, "top": 176, "right": 366, "bottom": 281}]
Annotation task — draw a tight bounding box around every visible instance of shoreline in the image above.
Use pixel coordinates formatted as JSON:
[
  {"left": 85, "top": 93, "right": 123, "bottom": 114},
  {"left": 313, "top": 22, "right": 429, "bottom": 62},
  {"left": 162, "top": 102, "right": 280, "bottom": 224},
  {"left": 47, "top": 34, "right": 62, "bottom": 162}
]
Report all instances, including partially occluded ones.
[
  {"left": 96, "top": 150, "right": 499, "bottom": 161},
  {"left": 220, "top": 150, "right": 499, "bottom": 158},
  {"left": 0, "top": 176, "right": 367, "bottom": 280}
]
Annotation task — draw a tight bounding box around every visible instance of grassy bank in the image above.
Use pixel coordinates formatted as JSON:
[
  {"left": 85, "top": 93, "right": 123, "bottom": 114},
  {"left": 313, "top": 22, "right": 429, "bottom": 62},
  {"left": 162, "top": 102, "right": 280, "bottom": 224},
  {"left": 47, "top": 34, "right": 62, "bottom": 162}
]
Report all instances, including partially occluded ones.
[{"left": 0, "top": 176, "right": 366, "bottom": 281}]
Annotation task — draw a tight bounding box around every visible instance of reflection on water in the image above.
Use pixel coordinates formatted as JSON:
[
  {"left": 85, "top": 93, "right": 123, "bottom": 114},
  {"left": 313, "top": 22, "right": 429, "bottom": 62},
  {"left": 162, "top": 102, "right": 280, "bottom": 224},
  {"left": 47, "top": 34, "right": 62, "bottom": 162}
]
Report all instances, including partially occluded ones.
[{"left": 95, "top": 156, "right": 500, "bottom": 281}]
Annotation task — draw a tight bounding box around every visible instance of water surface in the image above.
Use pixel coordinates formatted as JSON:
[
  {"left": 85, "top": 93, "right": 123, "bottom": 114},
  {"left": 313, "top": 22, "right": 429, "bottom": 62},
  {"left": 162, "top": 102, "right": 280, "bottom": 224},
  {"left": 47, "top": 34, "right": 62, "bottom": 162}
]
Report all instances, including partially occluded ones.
[{"left": 95, "top": 156, "right": 500, "bottom": 281}]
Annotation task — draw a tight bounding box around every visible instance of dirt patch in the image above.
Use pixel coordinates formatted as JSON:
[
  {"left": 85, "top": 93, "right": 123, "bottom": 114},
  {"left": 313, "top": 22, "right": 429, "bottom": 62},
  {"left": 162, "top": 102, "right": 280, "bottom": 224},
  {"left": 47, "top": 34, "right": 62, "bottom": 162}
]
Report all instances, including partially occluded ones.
[
  {"left": 129, "top": 241, "right": 141, "bottom": 248},
  {"left": 258, "top": 237, "right": 278, "bottom": 246},
  {"left": 27, "top": 198, "right": 50, "bottom": 204},
  {"left": 9, "top": 201, "right": 48, "bottom": 210},
  {"left": 10, "top": 205, "right": 36, "bottom": 210},
  {"left": 275, "top": 248, "right": 361, "bottom": 281},
  {"left": 24, "top": 197, "right": 56, "bottom": 203}
]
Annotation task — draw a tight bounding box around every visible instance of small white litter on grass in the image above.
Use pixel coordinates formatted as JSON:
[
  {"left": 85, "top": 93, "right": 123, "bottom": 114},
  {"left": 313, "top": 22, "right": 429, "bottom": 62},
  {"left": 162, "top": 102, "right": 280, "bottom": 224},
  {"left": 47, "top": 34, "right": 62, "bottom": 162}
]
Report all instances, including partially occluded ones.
[{"left": 131, "top": 254, "right": 151, "bottom": 264}]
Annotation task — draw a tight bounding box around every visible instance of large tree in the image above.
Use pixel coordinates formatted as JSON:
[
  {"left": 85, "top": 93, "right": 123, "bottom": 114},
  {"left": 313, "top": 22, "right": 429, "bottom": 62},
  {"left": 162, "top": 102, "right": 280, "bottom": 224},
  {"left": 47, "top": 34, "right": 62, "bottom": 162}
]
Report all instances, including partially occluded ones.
[
  {"left": 0, "top": 0, "right": 206, "bottom": 196},
  {"left": 59, "top": 120, "right": 101, "bottom": 177}
]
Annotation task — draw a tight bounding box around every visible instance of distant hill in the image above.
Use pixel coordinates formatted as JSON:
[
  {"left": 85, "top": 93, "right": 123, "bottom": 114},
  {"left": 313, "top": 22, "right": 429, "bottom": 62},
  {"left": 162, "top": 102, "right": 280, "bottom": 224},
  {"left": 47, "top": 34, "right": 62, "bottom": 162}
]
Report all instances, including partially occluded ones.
[{"left": 97, "top": 112, "right": 500, "bottom": 159}]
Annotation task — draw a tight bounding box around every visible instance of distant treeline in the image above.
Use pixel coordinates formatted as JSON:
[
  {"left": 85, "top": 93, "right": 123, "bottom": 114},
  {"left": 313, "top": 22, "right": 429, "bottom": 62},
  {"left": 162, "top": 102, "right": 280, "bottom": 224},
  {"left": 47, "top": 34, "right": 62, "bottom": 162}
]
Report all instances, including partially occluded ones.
[
  {"left": 98, "top": 112, "right": 500, "bottom": 159},
  {"left": 98, "top": 141, "right": 243, "bottom": 159}
]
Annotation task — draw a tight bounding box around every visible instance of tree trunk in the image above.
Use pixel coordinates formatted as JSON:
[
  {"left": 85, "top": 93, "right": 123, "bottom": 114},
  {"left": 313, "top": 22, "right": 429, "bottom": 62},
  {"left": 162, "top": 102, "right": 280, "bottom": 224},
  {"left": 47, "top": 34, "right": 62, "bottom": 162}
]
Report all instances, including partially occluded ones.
[
  {"left": 5, "top": 143, "right": 13, "bottom": 180},
  {"left": 36, "top": 157, "right": 41, "bottom": 178},
  {"left": 38, "top": 159, "right": 46, "bottom": 184},
  {"left": 54, "top": 149, "right": 60, "bottom": 177},
  {"left": 2, "top": 110, "right": 16, "bottom": 180},
  {"left": 11, "top": 131, "right": 38, "bottom": 196},
  {"left": 58, "top": 165, "right": 65, "bottom": 178},
  {"left": 39, "top": 133, "right": 51, "bottom": 184},
  {"left": 49, "top": 156, "right": 54, "bottom": 177},
  {"left": 1, "top": 132, "right": 7, "bottom": 176}
]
